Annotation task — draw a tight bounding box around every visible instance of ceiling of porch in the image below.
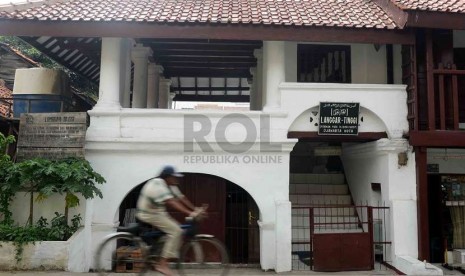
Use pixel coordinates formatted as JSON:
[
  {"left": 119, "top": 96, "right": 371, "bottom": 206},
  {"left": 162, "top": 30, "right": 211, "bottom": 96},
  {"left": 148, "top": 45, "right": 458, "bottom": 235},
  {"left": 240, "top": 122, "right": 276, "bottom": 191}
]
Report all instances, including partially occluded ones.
[{"left": 20, "top": 36, "right": 262, "bottom": 103}]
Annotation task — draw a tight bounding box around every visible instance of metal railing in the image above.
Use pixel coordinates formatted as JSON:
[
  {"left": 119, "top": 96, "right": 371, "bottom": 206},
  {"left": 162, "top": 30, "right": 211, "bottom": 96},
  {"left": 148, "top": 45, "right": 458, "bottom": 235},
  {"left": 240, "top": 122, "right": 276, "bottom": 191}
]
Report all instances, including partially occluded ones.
[{"left": 291, "top": 202, "right": 391, "bottom": 271}]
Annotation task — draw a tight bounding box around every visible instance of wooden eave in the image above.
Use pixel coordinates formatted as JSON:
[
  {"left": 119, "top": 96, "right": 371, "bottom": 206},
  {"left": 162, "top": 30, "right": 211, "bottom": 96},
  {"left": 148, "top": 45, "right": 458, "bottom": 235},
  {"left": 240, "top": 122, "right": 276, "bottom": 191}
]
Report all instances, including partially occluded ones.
[
  {"left": 0, "top": 20, "right": 415, "bottom": 45},
  {"left": 409, "top": 131, "right": 465, "bottom": 147},
  {"left": 405, "top": 10, "right": 465, "bottom": 30}
]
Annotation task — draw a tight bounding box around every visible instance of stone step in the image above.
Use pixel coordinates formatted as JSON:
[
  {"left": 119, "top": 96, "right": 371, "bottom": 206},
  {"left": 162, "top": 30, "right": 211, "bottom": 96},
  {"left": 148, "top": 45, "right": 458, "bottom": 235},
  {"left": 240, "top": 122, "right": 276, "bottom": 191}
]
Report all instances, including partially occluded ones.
[
  {"left": 292, "top": 216, "right": 359, "bottom": 227},
  {"left": 290, "top": 173, "right": 345, "bottom": 185},
  {"left": 292, "top": 207, "right": 357, "bottom": 216},
  {"left": 313, "top": 228, "right": 364, "bottom": 234},
  {"left": 292, "top": 226, "right": 364, "bottom": 239},
  {"left": 289, "top": 183, "right": 349, "bottom": 195},
  {"left": 290, "top": 194, "right": 351, "bottom": 205}
]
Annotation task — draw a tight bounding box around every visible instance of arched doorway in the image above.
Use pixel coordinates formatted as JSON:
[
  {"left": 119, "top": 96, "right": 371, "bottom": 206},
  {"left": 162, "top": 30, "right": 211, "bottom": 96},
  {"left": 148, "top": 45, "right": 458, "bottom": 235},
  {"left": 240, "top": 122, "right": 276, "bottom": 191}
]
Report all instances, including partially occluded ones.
[{"left": 118, "top": 172, "right": 260, "bottom": 265}]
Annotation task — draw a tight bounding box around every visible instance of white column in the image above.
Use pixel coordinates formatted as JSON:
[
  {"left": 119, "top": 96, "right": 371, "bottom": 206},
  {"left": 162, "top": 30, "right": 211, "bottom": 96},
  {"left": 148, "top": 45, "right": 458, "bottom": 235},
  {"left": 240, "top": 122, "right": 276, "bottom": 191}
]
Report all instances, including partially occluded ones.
[
  {"left": 158, "top": 78, "right": 172, "bottom": 109},
  {"left": 131, "top": 44, "right": 152, "bottom": 108},
  {"left": 120, "top": 39, "right": 134, "bottom": 108},
  {"left": 254, "top": 49, "right": 263, "bottom": 110},
  {"left": 93, "top": 37, "right": 126, "bottom": 110},
  {"left": 263, "top": 41, "right": 285, "bottom": 111},
  {"left": 169, "top": 92, "right": 176, "bottom": 109},
  {"left": 146, "top": 62, "right": 158, "bottom": 108},
  {"left": 275, "top": 200, "right": 292, "bottom": 272},
  {"left": 249, "top": 67, "right": 257, "bottom": 110},
  {"left": 155, "top": 65, "right": 163, "bottom": 108}
]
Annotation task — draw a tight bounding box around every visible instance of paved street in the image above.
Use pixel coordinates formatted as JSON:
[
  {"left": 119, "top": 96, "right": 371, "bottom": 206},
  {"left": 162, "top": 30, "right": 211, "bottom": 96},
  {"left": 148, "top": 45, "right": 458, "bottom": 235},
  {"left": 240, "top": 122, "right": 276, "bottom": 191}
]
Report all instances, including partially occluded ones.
[{"left": 0, "top": 266, "right": 397, "bottom": 275}]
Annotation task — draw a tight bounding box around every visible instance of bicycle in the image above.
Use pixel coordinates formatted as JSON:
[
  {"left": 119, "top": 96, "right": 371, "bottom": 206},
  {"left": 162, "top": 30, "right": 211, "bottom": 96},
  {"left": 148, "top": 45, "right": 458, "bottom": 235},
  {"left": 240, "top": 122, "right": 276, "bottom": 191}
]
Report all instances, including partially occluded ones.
[{"left": 94, "top": 216, "right": 230, "bottom": 275}]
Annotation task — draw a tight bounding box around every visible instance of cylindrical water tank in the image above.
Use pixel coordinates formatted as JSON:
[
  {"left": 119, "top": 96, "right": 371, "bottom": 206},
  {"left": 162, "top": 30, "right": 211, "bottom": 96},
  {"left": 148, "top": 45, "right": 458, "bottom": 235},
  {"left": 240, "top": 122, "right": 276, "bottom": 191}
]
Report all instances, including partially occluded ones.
[{"left": 12, "top": 68, "right": 70, "bottom": 118}]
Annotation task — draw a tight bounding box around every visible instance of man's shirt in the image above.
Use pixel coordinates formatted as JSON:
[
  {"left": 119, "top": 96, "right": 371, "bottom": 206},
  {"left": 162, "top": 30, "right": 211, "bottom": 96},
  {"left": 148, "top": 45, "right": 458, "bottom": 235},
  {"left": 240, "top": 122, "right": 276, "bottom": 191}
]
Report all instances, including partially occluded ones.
[{"left": 137, "top": 178, "right": 183, "bottom": 213}]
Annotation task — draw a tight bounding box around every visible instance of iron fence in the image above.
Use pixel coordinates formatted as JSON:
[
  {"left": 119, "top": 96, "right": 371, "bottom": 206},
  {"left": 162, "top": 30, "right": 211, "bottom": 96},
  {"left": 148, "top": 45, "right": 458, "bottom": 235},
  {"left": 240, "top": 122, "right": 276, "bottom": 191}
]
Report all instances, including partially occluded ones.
[{"left": 291, "top": 202, "right": 391, "bottom": 271}]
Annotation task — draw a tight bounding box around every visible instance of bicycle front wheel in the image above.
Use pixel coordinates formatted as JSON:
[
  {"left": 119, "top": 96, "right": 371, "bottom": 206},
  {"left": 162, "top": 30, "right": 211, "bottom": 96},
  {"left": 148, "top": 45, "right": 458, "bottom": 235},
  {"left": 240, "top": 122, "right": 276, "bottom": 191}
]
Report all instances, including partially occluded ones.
[
  {"left": 94, "top": 232, "right": 149, "bottom": 276},
  {"left": 178, "top": 237, "right": 230, "bottom": 275}
]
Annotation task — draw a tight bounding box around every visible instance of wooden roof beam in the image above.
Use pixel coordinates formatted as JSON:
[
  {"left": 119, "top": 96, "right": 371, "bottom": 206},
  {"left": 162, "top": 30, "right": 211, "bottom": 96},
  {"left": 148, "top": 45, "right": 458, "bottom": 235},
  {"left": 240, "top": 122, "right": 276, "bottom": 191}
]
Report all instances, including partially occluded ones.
[
  {"left": 164, "top": 68, "right": 251, "bottom": 78},
  {"left": 406, "top": 11, "right": 465, "bottom": 29},
  {"left": 155, "top": 56, "right": 256, "bottom": 63},
  {"left": 174, "top": 94, "right": 249, "bottom": 102},
  {"left": 0, "top": 21, "right": 415, "bottom": 45}
]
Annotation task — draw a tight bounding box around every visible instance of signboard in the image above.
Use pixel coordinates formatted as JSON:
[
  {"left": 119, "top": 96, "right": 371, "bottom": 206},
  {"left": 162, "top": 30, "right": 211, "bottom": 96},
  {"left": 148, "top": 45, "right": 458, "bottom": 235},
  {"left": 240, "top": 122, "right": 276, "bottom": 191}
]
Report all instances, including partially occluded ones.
[
  {"left": 427, "top": 164, "right": 439, "bottom": 173},
  {"left": 16, "top": 112, "right": 87, "bottom": 161},
  {"left": 318, "top": 102, "right": 360, "bottom": 135}
]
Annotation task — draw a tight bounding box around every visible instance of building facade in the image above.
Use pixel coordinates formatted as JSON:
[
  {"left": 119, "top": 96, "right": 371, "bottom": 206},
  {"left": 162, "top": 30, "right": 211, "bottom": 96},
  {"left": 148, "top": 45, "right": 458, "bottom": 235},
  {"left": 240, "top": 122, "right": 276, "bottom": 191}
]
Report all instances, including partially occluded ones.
[{"left": 1, "top": 0, "right": 465, "bottom": 274}]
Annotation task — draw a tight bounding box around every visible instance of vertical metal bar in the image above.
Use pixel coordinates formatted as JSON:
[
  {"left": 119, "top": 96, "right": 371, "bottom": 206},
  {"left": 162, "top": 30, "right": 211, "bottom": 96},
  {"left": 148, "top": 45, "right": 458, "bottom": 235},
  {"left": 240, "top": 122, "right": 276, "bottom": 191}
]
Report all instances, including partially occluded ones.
[
  {"left": 438, "top": 64, "right": 446, "bottom": 130},
  {"left": 368, "top": 206, "right": 374, "bottom": 270},
  {"left": 376, "top": 201, "right": 380, "bottom": 268},
  {"left": 452, "top": 64, "right": 459, "bottom": 130},
  {"left": 426, "top": 30, "right": 436, "bottom": 130},
  {"left": 309, "top": 207, "right": 314, "bottom": 270},
  {"left": 383, "top": 201, "right": 387, "bottom": 264}
]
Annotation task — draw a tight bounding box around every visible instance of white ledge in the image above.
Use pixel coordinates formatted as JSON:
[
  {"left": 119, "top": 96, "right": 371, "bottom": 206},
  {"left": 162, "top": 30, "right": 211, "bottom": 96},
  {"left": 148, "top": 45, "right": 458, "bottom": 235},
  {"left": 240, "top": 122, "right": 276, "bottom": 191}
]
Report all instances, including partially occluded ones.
[{"left": 88, "top": 108, "right": 288, "bottom": 118}]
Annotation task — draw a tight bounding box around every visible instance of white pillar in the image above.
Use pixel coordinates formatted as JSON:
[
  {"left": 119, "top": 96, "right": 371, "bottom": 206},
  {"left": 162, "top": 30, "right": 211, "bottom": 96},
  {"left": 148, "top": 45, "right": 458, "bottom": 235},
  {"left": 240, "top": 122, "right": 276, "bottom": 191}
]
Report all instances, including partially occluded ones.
[
  {"left": 254, "top": 49, "right": 263, "bottom": 110},
  {"left": 158, "top": 78, "right": 172, "bottom": 109},
  {"left": 146, "top": 62, "right": 159, "bottom": 108},
  {"left": 155, "top": 66, "right": 163, "bottom": 108},
  {"left": 275, "top": 200, "right": 292, "bottom": 272},
  {"left": 120, "top": 39, "right": 134, "bottom": 108},
  {"left": 263, "top": 41, "right": 285, "bottom": 111},
  {"left": 169, "top": 92, "right": 176, "bottom": 109},
  {"left": 249, "top": 67, "right": 257, "bottom": 110},
  {"left": 93, "top": 37, "right": 126, "bottom": 110},
  {"left": 131, "top": 44, "right": 152, "bottom": 108}
]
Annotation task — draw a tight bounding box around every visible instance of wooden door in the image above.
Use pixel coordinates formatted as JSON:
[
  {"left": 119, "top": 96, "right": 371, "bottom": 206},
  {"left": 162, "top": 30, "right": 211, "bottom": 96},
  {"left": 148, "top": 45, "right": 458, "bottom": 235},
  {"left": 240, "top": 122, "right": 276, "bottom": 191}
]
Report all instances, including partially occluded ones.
[
  {"left": 247, "top": 196, "right": 260, "bottom": 263},
  {"left": 176, "top": 173, "right": 226, "bottom": 242}
]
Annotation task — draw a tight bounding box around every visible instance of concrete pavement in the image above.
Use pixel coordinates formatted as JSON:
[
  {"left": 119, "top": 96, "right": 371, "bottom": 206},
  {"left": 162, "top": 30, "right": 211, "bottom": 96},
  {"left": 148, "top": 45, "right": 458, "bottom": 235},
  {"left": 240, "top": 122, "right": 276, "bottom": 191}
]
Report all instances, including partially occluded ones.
[{"left": 0, "top": 266, "right": 397, "bottom": 275}]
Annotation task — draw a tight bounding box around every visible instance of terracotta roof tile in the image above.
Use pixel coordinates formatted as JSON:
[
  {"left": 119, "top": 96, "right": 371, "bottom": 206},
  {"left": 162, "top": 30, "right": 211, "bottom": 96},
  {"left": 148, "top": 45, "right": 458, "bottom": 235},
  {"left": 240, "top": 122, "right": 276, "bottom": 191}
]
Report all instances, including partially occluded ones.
[
  {"left": 0, "top": 82, "right": 12, "bottom": 117},
  {"left": 392, "top": 0, "right": 465, "bottom": 13},
  {"left": 0, "top": 0, "right": 399, "bottom": 29}
]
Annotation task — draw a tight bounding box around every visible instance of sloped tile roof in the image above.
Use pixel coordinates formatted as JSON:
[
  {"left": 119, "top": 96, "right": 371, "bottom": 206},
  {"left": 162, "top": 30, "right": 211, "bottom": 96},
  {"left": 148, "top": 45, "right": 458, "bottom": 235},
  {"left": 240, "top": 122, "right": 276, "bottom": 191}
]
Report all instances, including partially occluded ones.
[
  {"left": 0, "top": 82, "right": 12, "bottom": 117},
  {"left": 392, "top": 0, "right": 465, "bottom": 13},
  {"left": 0, "top": 0, "right": 399, "bottom": 29}
]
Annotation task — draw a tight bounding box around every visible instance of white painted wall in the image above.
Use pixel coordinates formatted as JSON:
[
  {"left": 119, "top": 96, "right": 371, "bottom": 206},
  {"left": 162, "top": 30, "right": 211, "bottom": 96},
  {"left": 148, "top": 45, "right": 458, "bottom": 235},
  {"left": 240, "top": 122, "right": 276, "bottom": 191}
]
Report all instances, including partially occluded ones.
[
  {"left": 13, "top": 68, "right": 69, "bottom": 96},
  {"left": 84, "top": 81, "right": 410, "bottom": 272},
  {"left": 281, "top": 83, "right": 408, "bottom": 139},
  {"left": 9, "top": 193, "right": 86, "bottom": 225},
  {"left": 85, "top": 109, "right": 297, "bottom": 271},
  {"left": 0, "top": 227, "right": 86, "bottom": 271},
  {"left": 341, "top": 140, "right": 440, "bottom": 275},
  {"left": 80, "top": 36, "right": 416, "bottom": 273}
]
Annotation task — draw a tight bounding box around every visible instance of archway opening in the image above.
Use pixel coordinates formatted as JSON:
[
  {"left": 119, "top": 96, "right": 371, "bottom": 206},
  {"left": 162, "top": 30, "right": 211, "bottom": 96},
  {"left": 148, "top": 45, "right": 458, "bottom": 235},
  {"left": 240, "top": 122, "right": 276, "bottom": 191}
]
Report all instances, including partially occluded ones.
[{"left": 118, "top": 172, "right": 260, "bottom": 265}]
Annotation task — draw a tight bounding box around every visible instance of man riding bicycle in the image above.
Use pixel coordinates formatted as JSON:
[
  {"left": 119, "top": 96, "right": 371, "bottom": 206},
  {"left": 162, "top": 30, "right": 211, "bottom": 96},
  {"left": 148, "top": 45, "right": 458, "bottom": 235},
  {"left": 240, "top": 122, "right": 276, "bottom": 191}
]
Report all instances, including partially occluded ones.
[{"left": 136, "top": 165, "right": 205, "bottom": 276}]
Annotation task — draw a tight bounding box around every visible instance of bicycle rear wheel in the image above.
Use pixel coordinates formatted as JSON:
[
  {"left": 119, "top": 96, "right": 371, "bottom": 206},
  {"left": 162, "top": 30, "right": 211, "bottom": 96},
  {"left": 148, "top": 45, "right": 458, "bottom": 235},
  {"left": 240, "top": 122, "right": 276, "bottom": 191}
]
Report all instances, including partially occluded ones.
[
  {"left": 178, "top": 237, "right": 230, "bottom": 275},
  {"left": 94, "top": 233, "right": 149, "bottom": 276}
]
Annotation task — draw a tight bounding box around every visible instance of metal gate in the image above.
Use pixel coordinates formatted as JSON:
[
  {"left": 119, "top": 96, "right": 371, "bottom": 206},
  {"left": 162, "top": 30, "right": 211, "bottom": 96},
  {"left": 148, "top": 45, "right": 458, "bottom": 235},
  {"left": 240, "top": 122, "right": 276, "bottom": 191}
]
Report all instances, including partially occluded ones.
[{"left": 292, "top": 204, "right": 391, "bottom": 272}]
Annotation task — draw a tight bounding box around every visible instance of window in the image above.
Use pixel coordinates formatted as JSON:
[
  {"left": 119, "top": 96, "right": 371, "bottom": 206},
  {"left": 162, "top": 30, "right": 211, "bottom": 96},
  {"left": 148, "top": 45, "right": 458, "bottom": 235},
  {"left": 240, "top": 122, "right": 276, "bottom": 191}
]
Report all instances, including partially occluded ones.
[{"left": 297, "top": 44, "right": 351, "bottom": 83}]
